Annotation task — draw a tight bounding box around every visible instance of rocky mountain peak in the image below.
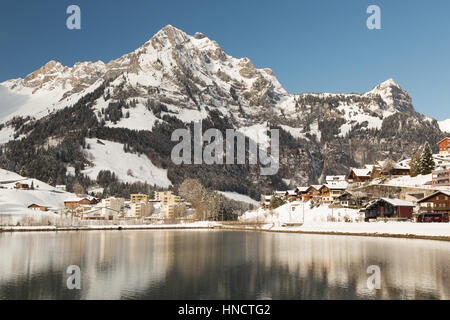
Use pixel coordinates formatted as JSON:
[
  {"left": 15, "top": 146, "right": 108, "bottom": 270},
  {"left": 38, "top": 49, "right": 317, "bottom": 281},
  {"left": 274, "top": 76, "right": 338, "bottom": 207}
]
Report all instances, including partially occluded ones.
[{"left": 365, "top": 78, "right": 414, "bottom": 113}]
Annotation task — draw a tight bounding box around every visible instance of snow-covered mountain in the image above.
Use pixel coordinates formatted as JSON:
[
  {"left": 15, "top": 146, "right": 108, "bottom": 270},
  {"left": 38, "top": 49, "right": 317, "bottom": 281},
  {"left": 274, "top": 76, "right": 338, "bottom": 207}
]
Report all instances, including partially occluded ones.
[
  {"left": 0, "top": 25, "right": 447, "bottom": 197},
  {"left": 438, "top": 119, "right": 450, "bottom": 134}
]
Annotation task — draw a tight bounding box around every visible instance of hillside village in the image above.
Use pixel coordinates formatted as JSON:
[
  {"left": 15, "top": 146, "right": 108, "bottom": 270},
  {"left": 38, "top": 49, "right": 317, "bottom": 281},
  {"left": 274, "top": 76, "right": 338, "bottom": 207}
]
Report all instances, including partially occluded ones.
[
  {"left": 245, "top": 138, "right": 450, "bottom": 224},
  {"left": 1, "top": 138, "right": 450, "bottom": 228}
]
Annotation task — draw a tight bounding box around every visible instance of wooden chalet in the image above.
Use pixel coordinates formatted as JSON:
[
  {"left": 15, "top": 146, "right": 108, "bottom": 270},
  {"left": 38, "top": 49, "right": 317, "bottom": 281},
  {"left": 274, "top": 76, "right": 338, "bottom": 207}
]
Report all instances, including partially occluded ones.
[
  {"left": 285, "top": 190, "right": 298, "bottom": 201},
  {"left": 376, "top": 161, "right": 411, "bottom": 176},
  {"left": 15, "top": 182, "right": 30, "bottom": 190},
  {"left": 438, "top": 137, "right": 450, "bottom": 156},
  {"left": 365, "top": 198, "right": 415, "bottom": 221},
  {"left": 417, "top": 191, "right": 450, "bottom": 213},
  {"left": 64, "top": 196, "right": 99, "bottom": 209},
  {"left": 347, "top": 168, "right": 372, "bottom": 182},
  {"left": 27, "top": 204, "right": 49, "bottom": 212}
]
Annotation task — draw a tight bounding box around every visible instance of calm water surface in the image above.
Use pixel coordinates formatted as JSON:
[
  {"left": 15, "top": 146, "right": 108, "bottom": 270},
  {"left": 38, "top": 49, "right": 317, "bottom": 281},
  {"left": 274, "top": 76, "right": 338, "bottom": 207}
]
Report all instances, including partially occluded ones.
[{"left": 0, "top": 230, "right": 449, "bottom": 300}]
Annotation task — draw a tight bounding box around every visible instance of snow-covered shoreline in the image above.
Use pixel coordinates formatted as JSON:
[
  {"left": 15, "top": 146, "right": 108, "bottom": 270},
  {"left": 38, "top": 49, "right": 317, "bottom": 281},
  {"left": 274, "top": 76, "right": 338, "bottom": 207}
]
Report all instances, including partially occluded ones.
[
  {"left": 2, "top": 220, "right": 450, "bottom": 242},
  {"left": 0, "top": 221, "right": 218, "bottom": 233}
]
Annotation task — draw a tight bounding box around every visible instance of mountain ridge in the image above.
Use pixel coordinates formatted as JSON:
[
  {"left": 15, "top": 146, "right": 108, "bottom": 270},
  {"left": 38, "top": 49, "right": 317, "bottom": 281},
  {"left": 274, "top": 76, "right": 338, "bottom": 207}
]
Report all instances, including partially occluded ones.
[{"left": 0, "top": 25, "right": 447, "bottom": 197}]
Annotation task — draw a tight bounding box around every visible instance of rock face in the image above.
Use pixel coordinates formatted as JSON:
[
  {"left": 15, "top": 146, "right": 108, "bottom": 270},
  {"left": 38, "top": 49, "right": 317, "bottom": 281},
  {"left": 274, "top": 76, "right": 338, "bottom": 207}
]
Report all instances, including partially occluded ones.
[{"left": 0, "top": 25, "right": 447, "bottom": 194}]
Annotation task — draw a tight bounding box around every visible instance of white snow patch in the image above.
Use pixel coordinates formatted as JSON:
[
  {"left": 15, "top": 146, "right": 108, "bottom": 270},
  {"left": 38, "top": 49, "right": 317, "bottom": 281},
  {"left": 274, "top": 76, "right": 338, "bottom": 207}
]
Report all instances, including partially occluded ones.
[
  {"left": 82, "top": 139, "right": 172, "bottom": 188},
  {"left": 218, "top": 191, "right": 259, "bottom": 206}
]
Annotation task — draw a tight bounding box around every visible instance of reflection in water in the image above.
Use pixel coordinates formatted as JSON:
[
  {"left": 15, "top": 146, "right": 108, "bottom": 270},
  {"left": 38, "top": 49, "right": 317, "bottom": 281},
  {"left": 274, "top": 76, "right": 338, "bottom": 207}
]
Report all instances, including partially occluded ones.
[{"left": 0, "top": 230, "right": 449, "bottom": 300}]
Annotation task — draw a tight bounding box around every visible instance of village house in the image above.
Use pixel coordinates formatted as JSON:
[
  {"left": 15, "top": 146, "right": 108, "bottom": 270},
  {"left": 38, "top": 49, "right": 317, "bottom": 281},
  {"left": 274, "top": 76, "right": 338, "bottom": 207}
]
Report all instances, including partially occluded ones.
[
  {"left": 55, "top": 185, "right": 66, "bottom": 191},
  {"left": 376, "top": 161, "right": 411, "bottom": 176},
  {"left": 64, "top": 196, "right": 99, "bottom": 210},
  {"left": 81, "top": 207, "right": 118, "bottom": 221},
  {"left": 27, "top": 204, "right": 49, "bottom": 212},
  {"left": 102, "top": 197, "right": 124, "bottom": 213},
  {"left": 438, "top": 137, "right": 450, "bottom": 156},
  {"left": 154, "top": 191, "right": 182, "bottom": 206},
  {"left": 347, "top": 168, "right": 372, "bottom": 182},
  {"left": 303, "top": 185, "right": 325, "bottom": 202},
  {"left": 334, "top": 191, "right": 368, "bottom": 208},
  {"left": 130, "top": 201, "right": 154, "bottom": 218},
  {"left": 130, "top": 193, "right": 149, "bottom": 203},
  {"left": 15, "top": 182, "right": 30, "bottom": 190},
  {"left": 432, "top": 169, "right": 450, "bottom": 187},
  {"left": 363, "top": 164, "right": 382, "bottom": 179},
  {"left": 417, "top": 191, "right": 450, "bottom": 214},
  {"left": 284, "top": 190, "right": 298, "bottom": 202},
  {"left": 294, "top": 187, "right": 308, "bottom": 199},
  {"left": 326, "top": 183, "right": 347, "bottom": 202},
  {"left": 364, "top": 198, "right": 415, "bottom": 221}
]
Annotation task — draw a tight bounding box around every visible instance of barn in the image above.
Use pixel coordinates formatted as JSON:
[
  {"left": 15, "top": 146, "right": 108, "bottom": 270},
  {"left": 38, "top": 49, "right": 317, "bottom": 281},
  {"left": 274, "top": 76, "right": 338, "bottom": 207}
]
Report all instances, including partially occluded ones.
[{"left": 365, "top": 198, "right": 415, "bottom": 221}]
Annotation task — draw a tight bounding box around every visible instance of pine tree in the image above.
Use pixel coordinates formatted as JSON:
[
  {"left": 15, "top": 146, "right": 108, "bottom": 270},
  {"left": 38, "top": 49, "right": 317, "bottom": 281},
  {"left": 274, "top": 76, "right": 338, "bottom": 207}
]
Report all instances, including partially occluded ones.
[
  {"left": 419, "top": 142, "right": 435, "bottom": 175},
  {"left": 409, "top": 152, "right": 420, "bottom": 177}
]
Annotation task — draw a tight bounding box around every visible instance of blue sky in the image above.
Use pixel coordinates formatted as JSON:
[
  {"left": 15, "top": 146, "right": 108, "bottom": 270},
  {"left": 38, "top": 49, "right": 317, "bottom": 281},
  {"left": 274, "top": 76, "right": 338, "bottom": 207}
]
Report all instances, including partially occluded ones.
[{"left": 1, "top": 0, "right": 449, "bottom": 119}]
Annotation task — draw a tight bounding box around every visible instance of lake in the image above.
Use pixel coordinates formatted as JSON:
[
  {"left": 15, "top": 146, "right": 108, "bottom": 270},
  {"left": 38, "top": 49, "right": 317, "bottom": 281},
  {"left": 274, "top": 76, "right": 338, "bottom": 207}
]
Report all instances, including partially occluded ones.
[{"left": 0, "top": 230, "right": 449, "bottom": 300}]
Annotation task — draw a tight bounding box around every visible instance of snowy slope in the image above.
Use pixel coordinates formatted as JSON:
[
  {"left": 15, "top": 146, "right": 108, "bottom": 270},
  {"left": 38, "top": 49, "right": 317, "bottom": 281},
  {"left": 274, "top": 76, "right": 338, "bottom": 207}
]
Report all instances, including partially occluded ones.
[
  {"left": 218, "top": 191, "right": 259, "bottom": 206},
  {"left": 0, "top": 169, "right": 77, "bottom": 219},
  {"left": 82, "top": 139, "right": 172, "bottom": 187}
]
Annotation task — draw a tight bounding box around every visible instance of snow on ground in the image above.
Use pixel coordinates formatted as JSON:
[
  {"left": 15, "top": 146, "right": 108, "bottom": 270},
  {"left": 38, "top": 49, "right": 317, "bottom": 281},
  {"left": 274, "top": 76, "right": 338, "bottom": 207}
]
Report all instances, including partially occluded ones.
[
  {"left": 238, "top": 123, "right": 270, "bottom": 148},
  {"left": 0, "top": 126, "right": 16, "bottom": 144},
  {"left": 266, "top": 222, "right": 450, "bottom": 238},
  {"left": 439, "top": 119, "right": 450, "bottom": 133},
  {"left": 239, "top": 201, "right": 450, "bottom": 238},
  {"left": 0, "top": 168, "right": 24, "bottom": 182},
  {"left": 106, "top": 103, "right": 159, "bottom": 131},
  {"left": 218, "top": 191, "right": 259, "bottom": 206},
  {"left": 279, "top": 125, "right": 309, "bottom": 140},
  {"left": 375, "top": 174, "right": 433, "bottom": 188},
  {"left": 240, "top": 201, "right": 361, "bottom": 224},
  {"left": 82, "top": 138, "right": 172, "bottom": 188},
  {"left": 0, "top": 170, "right": 77, "bottom": 223}
]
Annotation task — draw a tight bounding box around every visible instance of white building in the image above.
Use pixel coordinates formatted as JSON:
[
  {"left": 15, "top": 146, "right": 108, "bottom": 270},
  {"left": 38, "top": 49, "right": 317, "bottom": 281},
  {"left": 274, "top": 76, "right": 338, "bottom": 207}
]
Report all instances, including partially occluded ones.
[
  {"left": 102, "top": 197, "right": 124, "bottom": 213},
  {"left": 130, "top": 202, "right": 153, "bottom": 218}
]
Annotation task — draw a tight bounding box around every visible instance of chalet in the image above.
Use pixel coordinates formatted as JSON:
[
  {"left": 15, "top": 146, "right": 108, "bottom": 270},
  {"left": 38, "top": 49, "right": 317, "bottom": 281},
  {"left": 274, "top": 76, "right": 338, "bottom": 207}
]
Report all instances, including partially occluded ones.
[
  {"left": 432, "top": 169, "right": 450, "bottom": 187},
  {"left": 285, "top": 190, "right": 298, "bottom": 201},
  {"left": 55, "top": 185, "right": 67, "bottom": 191},
  {"left": 438, "top": 137, "right": 450, "bottom": 156},
  {"left": 320, "top": 185, "right": 332, "bottom": 204},
  {"left": 334, "top": 192, "right": 357, "bottom": 207},
  {"left": 334, "top": 191, "right": 368, "bottom": 208},
  {"left": 15, "top": 182, "right": 30, "bottom": 190},
  {"left": 347, "top": 168, "right": 372, "bottom": 182},
  {"left": 27, "top": 204, "right": 49, "bottom": 212},
  {"left": 365, "top": 198, "right": 415, "bottom": 221},
  {"left": 64, "top": 196, "right": 99, "bottom": 210},
  {"left": 364, "top": 164, "right": 381, "bottom": 179},
  {"left": 417, "top": 191, "right": 450, "bottom": 214},
  {"left": 302, "top": 185, "right": 322, "bottom": 202},
  {"left": 294, "top": 187, "right": 308, "bottom": 197},
  {"left": 326, "top": 183, "right": 347, "bottom": 202},
  {"left": 376, "top": 161, "right": 410, "bottom": 176}
]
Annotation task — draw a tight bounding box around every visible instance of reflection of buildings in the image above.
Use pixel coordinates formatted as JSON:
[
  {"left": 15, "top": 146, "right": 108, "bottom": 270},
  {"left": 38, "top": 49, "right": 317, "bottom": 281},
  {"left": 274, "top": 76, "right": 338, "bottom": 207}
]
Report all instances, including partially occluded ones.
[{"left": 0, "top": 232, "right": 449, "bottom": 299}]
